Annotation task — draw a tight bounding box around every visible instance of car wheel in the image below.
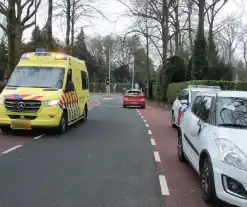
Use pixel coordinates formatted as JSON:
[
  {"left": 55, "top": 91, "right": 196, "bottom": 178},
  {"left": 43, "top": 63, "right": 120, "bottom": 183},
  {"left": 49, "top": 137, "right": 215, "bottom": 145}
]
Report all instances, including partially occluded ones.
[
  {"left": 141, "top": 104, "right": 145, "bottom": 109},
  {"left": 56, "top": 112, "right": 67, "bottom": 134},
  {"left": 172, "top": 112, "right": 176, "bottom": 128},
  {"left": 123, "top": 104, "right": 126, "bottom": 108},
  {"left": 82, "top": 105, "right": 88, "bottom": 121},
  {"left": 0, "top": 126, "right": 12, "bottom": 133},
  {"left": 200, "top": 156, "right": 217, "bottom": 204},
  {"left": 177, "top": 131, "right": 187, "bottom": 162}
]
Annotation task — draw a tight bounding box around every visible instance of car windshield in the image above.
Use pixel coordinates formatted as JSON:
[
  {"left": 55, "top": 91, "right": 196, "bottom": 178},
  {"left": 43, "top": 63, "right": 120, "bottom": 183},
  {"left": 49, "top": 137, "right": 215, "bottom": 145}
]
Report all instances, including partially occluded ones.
[
  {"left": 7, "top": 66, "right": 65, "bottom": 89},
  {"left": 216, "top": 97, "right": 247, "bottom": 128},
  {"left": 127, "top": 90, "right": 142, "bottom": 95}
]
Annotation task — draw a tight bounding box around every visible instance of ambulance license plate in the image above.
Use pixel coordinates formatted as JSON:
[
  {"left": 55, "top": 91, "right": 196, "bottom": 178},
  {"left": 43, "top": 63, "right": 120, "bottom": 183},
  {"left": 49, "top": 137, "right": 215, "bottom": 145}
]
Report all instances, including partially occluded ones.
[{"left": 11, "top": 120, "right": 31, "bottom": 129}]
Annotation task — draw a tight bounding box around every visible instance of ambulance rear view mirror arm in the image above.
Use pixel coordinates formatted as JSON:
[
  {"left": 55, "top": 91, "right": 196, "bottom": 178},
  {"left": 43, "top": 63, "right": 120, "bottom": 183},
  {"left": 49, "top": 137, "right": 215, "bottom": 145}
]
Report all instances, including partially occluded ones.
[{"left": 65, "top": 81, "right": 74, "bottom": 92}]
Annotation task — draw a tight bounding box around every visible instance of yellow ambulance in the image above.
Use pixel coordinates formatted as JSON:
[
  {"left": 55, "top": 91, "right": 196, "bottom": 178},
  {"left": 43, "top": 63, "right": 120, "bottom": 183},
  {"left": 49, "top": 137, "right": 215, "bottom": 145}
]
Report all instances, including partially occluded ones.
[{"left": 0, "top": 51, "right": 89, "bottom": 134}]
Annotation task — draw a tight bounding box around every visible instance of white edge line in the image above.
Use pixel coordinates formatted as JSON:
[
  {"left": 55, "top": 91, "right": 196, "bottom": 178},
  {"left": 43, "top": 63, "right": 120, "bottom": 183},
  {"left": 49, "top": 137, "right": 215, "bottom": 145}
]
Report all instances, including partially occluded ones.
[
  {"left": 148, "top": 130, "right": 152, "bottom": 135},
  {"left": 33, "top": 134, "right": 46, "bottom": 140},
  {"left": 151, "top": 138, "right": 156, "bottom": 145},
  {"left": 159, "top": 175, "right": 170, "bottom": 195},
  {"left": 154, "top": 151, "right": 161, "bottom": 162},
  {"left": 141, "top": 116, "right": 144, "bottom": 119},
  {"left": 145, "top": 123, "right": 149, "bottom": 128},
  {"left": 2, "top": 145, "right": 22, "bottom": 154},
  {"left": 143, "top": 119, "right": 147, "bottom": 123}
]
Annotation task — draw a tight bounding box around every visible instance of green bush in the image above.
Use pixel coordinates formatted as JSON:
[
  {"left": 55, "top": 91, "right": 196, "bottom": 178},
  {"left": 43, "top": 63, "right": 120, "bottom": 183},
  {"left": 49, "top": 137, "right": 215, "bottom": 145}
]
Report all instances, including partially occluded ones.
[{"left": 167, "top": 80, "right": 247, "bottom": 104}]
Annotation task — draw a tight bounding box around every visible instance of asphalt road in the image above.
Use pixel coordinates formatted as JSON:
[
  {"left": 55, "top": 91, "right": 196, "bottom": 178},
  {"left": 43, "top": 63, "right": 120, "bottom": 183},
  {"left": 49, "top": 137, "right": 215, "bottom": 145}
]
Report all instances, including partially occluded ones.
[{"left": 0, "top": 94, "right": 163, "bottom": 207}]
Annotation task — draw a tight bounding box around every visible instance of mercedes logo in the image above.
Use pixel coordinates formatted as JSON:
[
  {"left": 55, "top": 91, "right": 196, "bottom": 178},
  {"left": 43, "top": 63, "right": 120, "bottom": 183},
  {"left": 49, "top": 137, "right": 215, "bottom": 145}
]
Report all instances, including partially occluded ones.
[{"left": 17, "top": 102, "right": 25, "bottom": 110}]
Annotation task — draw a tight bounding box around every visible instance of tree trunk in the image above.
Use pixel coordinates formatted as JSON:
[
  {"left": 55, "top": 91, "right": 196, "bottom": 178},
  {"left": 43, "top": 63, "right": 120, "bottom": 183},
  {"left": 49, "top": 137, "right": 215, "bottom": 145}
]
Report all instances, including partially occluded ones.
[
  {"left": 188, "top": 2, "right": 193, "bottom": 53},
  {"left": 46, "top": 0, "right": 53, "bottom": 52},
  {"left": 198, "top": 0, "right": 205, "bottom": 37},
  {"left": 7, "top": 0, "right": 16, "bottom": 78},
  {"left": 174, "top": 0, "right": 179, "bottom": 54},
  {"left": 66, "top": 0, "right": 71, "bottom": 54},
  {"left": 70, "top": 0, "right": 75, "bottom": 55}
]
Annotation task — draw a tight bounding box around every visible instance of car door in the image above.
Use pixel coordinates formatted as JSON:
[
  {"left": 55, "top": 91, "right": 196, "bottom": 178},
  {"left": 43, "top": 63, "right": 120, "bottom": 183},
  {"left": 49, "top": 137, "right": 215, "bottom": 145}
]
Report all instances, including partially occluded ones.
[
  {"left": 72, "top": 69, "right": 82, "bottom": 119},
  {"left": 80, "top": 71, "right": 89, "bottom": 114},
  {"left": 183, "top": 95, "right": 204, "bottom": 169},
  {"left": 194, "top": 96, "right": 215, "bottom": 171}
]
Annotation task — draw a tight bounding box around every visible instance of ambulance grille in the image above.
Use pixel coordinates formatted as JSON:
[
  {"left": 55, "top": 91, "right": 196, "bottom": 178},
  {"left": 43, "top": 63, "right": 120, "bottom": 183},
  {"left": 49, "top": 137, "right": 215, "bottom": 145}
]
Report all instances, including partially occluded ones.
[{"left": 4, "top": 99, "right": 42, "bottom": 113}]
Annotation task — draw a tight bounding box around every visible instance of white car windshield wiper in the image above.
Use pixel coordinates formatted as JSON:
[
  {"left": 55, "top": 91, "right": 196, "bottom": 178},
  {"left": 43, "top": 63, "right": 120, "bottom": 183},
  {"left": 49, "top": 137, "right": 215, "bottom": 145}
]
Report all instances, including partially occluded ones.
[{"left": 218, "top": 124, "right": 247, "bottom": 129}]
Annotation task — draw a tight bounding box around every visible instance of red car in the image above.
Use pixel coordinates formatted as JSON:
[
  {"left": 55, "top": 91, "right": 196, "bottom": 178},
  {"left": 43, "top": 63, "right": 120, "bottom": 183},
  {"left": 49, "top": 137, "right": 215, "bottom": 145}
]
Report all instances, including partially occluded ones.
[{"left": 123, "top": 89, "right": 146, "bottom": 109}]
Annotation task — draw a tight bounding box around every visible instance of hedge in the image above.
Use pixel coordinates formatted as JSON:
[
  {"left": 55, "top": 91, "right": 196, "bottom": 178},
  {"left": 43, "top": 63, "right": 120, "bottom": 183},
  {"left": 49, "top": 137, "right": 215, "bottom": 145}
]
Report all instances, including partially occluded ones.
[{"left": 167, "top": 80, "right": 247, "bottom": 104}]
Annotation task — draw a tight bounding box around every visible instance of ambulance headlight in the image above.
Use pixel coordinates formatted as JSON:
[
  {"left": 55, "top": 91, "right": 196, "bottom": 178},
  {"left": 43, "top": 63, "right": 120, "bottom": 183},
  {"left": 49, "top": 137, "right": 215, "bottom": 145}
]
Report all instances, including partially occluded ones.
[
  {"left": 0, "top": 98, "right": 4, "bottom": 105},
  {"left": 44, "top": 99, "right": 60, "bottom": 107}
]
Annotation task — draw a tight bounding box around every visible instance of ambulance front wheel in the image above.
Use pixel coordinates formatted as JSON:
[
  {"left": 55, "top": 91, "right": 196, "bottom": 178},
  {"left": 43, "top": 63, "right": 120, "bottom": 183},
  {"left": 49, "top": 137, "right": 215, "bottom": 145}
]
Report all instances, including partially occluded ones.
[
  {"left": 0, "top": 126, "right": 12, "bottom": 133},
  {"left": 56, "top": 111, "right": 68, "bottom": 134}
]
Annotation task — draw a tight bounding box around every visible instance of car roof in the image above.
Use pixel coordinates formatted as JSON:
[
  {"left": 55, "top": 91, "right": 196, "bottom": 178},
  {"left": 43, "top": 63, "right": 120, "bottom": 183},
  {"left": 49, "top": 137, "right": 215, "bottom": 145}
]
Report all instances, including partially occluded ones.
[
  {"left": 197, "top": 90, "right": 247, "bottom": 98},
  {"left": 189, "top": 88, "right": 221, "bottom": 92}
]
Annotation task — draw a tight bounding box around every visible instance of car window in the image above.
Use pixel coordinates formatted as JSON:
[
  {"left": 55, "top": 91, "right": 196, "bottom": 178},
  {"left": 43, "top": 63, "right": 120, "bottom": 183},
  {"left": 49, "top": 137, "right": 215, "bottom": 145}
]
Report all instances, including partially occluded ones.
[
  {"left": 216, "top": 97, "right": 247, "bottom": 128},
  {"left": 127, "top": 90, "right": 142, "bottom": 95},
  {"left": 191, "top": 96, "right": 203, "bottom": 115},
  {"left": 198, "top": 96, "right": 213, "bottom": 122},
  {"left": 191, "top": 91, "right": 201, "bottom": 103},
  {"left": 178, "top": 90, "right": 188, "bottom": 101},
  {"left": 81, "top": 71, "right": 88, "bottom": 90}
]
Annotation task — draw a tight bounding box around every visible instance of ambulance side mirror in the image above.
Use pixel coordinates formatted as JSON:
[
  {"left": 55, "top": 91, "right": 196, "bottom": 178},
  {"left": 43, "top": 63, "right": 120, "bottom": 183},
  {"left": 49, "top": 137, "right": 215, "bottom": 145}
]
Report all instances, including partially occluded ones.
[{"left": 65, "top": 81, "right": 74, "bottom": 92}]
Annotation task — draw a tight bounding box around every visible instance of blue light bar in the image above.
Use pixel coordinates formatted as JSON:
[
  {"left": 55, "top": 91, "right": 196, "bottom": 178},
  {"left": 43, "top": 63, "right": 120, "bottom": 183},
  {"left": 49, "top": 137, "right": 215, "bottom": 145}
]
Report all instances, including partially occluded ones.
[{"left": 36, "top": 48, "right": 45, "bottom": 52}]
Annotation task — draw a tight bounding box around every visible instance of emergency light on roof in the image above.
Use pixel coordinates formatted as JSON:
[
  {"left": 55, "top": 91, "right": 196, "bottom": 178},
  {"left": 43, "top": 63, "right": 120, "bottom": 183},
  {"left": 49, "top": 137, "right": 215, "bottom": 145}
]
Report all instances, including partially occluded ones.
[
  {"left": 55, "top": 54, "right": 67, "bottom": 60},
  {"left": 36, "top": 48, "right": 45, "bottom": 52},
  {"left": 188, "top": 85, "right": 220, "bottom": 89},
  {"left": 20, "top": 53, "right": 30, "bottom": 59}
]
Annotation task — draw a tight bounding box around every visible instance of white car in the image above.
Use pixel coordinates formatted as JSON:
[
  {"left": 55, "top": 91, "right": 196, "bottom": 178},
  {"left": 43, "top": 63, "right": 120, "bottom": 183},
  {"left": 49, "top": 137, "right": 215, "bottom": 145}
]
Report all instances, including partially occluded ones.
[
  {"left": 172, "top": 85, "right": 221, "bottom": 127},
  {"left": 178, "top": 90, "right": 247, "bottom": 206}
]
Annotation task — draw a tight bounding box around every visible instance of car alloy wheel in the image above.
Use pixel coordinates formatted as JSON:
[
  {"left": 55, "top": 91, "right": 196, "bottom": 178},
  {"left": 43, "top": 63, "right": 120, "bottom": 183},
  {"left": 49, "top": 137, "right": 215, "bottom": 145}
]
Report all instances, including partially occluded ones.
[{"left": 201, "top": 161, "right": 209, "bottom": 198}]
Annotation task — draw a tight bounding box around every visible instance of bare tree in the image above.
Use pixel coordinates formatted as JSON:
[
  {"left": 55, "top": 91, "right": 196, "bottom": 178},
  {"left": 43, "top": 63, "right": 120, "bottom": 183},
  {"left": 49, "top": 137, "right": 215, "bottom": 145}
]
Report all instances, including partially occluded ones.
[
  {"left": 0, "top": 0, "right": 41, "bottom": 76},
  {"left": 54, "top": 0, "right": 106, "bottom": 54}
]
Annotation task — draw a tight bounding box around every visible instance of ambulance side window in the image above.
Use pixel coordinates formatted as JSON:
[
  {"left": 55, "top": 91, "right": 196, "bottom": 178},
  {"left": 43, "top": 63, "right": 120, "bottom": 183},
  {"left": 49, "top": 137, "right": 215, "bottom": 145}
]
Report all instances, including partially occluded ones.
[
  {"left": 67, "top": 69, "right": 72, "bottom": 83},
  {"left": 65, "top": 69, "right": 74, "bottom": 91},
  {"left": 81, "top": 71, "right": 88, "bottom": 90}
]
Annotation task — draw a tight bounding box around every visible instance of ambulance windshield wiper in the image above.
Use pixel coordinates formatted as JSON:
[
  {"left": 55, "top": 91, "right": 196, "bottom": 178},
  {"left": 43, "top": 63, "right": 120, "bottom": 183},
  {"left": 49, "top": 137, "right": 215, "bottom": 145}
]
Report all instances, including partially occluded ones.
[
  {"left": 6, "top": 85, "right": 20, "bottom": 87},
  {"left": 30, "top": 86, "right": 53, "bottom": 88}
]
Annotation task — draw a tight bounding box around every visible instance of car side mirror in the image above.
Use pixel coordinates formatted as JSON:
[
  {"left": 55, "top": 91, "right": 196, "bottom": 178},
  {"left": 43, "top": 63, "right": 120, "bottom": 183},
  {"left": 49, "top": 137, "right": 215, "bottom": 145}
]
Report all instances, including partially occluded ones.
[
  {"left": 180, "top": 99, "right": 188, "bottom": 105},
  {"left": 65, "top": 81, "right": 74, "bottom": 92}
]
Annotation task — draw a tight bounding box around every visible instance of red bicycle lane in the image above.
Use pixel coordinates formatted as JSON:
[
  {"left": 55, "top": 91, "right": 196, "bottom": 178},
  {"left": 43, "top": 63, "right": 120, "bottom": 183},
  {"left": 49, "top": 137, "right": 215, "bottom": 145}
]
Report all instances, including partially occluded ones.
[{"left": 139, "top": 105, "right": 211, "bottom": 207}]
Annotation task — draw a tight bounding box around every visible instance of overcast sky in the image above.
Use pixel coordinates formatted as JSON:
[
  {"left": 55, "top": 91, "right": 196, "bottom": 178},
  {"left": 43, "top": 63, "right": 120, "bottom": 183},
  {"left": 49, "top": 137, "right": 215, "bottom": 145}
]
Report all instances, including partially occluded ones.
[{"left": 21, "top": 0, "right": 246, "bottom": 65}]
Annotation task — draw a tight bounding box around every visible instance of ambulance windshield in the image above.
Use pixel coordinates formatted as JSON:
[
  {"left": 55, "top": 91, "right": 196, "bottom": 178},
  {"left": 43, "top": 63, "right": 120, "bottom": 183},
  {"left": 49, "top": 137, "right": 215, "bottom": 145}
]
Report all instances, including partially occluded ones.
[{"left": 7, "top": 66, "right": 65, "bottom": 89}]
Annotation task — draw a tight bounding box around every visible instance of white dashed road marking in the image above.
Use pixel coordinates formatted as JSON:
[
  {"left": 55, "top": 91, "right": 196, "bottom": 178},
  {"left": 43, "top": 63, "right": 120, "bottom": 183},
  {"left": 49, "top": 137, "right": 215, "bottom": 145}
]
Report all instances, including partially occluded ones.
[
  {"left": 154, "top": 151, "right": 161, "bottom": 162},
  {"left": 159, "top": 175, "right": 170, "bottom": 195},
  {"left": 148, "top": 130, "right": 152, "bottom": 135},
  {"left": 141, "top": 115, "right": 144, "bottom": 119},
  {"left": 145, "top": 123, "right": 149, "bottom": 128},
  {"left": 33, "top": 134, "right": 46, "bottom": 140},
  {"left": 150, "top": 138, "right": 156, "bottom": 146},
  {"left": 143, "top": 119, "right": 146, "bottom": 123},
  {"left": 2, "top": 145, "right": 22, "bottom": 154}
]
